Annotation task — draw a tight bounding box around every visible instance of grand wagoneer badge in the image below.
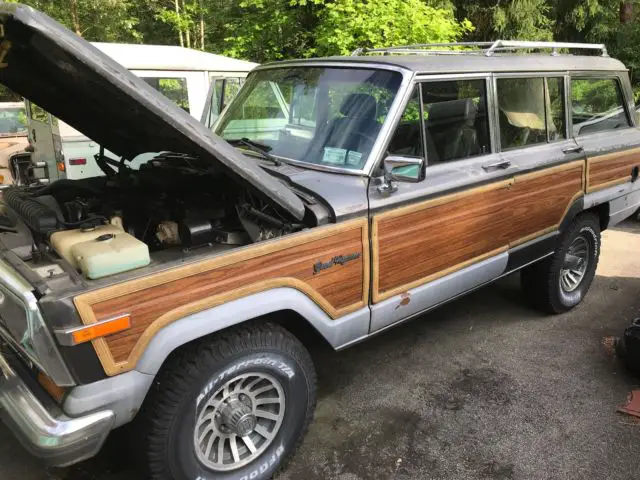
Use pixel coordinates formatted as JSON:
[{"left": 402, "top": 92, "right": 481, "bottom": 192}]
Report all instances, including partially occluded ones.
[{"left": 313, "top": 252, "right": 361, "bottom": 274}]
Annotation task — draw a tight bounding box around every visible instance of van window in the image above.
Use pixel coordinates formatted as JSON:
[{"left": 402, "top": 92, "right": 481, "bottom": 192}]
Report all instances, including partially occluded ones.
[
  {"left": 421, "top": 79, "right": 490, "bottom": 163},
  {"left": 141, "top": 77, "right": 189, "bottom": 112},
  {"left": 29, "top": 102, "right": 50, "bottom": 124},
  {"left": 388, "top": 86, "right": 424, "bottom": 158},
  {"left": 571, "top": 77, "right": 630, "bottom": 135}
]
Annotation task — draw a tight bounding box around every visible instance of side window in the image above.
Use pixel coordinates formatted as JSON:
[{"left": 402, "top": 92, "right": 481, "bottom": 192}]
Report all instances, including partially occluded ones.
[
  {"left": 498, "top": 77, "right": 548, "bottom": 149},
  {"left": 222, "top": 78, "right": 242, "bottom": 109},
  {"left": 547, "top": 77, "right": 566, "bottom": 141},
  {"left": 141, "top": 77, "right": 190, "bottom": 112},
  {"left": 422, "top": 79, "right": 490, "bottom": 163},
  {"left": 388, "top": 86, "right": 424, "bottom": 158},
  {"left": 571, "top": 77, "right": 630, "bottom": 135},
  {"left": 29, "top": 102, "right": 50, "bottom": 124}
]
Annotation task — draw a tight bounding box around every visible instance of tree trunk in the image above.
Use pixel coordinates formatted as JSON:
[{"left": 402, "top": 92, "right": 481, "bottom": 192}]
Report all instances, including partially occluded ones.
[
  {"left": 70, "top": 0, "right": 82, "bottom": 36},
  {"left": 174, "top": 0, "right": 184, "bottom": 47},
  {"left": 199, "top": 0, "right": 205, "bottom": 50},
  {"left": 183, "top": 0, "right": 191, "bottom": 48},
  {"left": 620, "top": 1, "right": 633, "bottom": 24}
]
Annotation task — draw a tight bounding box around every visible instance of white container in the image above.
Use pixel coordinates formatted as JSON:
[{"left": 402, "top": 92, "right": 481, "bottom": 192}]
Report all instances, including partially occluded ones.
[
  {"left": 71, "top": 232, "right": 150, "bottom": 279},
  {"left": 50, "top": 225, "right": 124, "bottom": 268}
]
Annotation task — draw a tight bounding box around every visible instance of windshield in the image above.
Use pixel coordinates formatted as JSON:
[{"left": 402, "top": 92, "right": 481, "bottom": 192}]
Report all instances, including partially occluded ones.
[{"left": 215, "top": 67, "right": 403, "bottom": 170}]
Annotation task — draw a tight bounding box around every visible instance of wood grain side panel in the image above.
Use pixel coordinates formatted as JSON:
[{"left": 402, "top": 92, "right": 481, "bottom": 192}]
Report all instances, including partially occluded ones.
[
  {"left": 374, "top": 181, "right": 513, "bottom": 298},
  {"left": 509, "top": 163, "right": 585, "bottom": 246},
  {"left": 587, "top": 147, "right": 640, "bottom": 192},
  {"left": 373, "top": 161, "right": 585, "bottom": 302},
  {"left": 75, "top": 219, "right": 368, "bottom": 376}
]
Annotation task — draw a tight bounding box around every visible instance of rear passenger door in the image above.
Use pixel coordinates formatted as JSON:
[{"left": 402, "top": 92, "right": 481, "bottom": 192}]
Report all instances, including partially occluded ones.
[
  {"left": 571, "top": 75, "right": 640, "bottom": 222},
  {"left": 495, "top": 74, "right": 586, "bottom": 258},
  {"left": 369, "top": 75, "right": 515, "bottom": 332}
]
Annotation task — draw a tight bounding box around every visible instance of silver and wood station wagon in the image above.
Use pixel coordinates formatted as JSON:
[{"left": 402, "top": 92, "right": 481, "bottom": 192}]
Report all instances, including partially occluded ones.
[{"left": 0, "top": 4, "right": 639, "bottom": 479}]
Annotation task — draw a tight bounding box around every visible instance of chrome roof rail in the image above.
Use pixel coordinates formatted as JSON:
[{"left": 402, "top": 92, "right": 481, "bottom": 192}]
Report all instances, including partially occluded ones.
[{"left": 352, "top": 40, "right": 609, "bottom": 57}]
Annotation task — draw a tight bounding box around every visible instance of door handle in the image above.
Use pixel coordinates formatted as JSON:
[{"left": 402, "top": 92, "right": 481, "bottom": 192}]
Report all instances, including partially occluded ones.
[
  {"left": 482, "top": 160, "right": 512, "bottom": 171},
  {"left": 562, "top": 146, "right": 583, "bottom": 154}
]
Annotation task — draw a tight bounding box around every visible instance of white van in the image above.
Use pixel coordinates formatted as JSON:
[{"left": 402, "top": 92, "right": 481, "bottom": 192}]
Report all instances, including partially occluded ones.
[{"left": 24, "top": 43, "right": 257, "bottom": 182}]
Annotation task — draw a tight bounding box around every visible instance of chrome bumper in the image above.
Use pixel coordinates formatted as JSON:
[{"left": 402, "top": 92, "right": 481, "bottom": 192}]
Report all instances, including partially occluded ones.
[{"left": 0, "top": 350, "right": 114, "bottom": 467}]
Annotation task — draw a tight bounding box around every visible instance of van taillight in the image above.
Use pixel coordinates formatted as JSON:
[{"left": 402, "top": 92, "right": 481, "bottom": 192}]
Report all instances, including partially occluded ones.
[{"left": 68, "top": 158, "right": 86, "bottom": 166}]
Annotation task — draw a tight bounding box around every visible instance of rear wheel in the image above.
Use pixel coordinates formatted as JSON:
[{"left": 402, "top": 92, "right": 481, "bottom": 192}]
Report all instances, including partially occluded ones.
[
  {"left": 142, "top": 322, "right": 317, "bottom": 480},
  {"left": 521, "top": 213, "right": 600, "bottom": 314}
]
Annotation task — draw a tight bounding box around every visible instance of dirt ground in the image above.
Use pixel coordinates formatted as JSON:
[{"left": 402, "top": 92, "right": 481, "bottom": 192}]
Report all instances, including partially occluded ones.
[{"left": 1, "top": 220, "right": 640, "bottom": 480}]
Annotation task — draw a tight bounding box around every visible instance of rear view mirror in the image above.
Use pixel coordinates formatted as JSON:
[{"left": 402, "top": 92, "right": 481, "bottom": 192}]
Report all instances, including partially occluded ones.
[{"left": 384, "top": 155, "right": 425, "bottom": 183}]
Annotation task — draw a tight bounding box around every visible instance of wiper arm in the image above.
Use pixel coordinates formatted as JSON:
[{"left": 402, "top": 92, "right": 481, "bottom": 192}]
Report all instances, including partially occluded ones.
[{"left": 230, "top": 138, "right": 281, "bottom": 166}]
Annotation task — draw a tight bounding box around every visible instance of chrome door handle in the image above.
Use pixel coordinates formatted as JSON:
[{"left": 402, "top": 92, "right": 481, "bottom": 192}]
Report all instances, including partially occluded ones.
[
  {"left": 482, "top": 160, "right": 511, "bottom": 171},
  {"left": 562, "top": 146, "right": 584, "bottom": 154}
]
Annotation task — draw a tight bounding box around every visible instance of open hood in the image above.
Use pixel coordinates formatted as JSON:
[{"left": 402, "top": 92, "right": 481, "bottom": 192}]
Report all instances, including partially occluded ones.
[{"left": 0, "top": 3, "right": 305, "bottom": 220}]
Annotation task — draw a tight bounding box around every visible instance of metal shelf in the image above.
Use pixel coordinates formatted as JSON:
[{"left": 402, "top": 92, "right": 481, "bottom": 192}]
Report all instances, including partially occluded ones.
[{"left": 352, "top": 40, "right": 608, "bottom": 57}]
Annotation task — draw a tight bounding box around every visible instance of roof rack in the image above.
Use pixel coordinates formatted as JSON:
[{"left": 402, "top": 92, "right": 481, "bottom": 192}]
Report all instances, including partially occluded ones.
[{"left": 351, "top": 40, "right": 609, "bottom": 57}]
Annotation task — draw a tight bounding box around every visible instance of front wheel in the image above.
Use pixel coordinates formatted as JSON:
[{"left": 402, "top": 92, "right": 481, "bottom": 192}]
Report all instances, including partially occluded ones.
[
  {"left": 142, "top": 322, "right": 317, "bottom": 480},
  {"left": 521, "top": 213, "right": 601, "bottom": 314}
]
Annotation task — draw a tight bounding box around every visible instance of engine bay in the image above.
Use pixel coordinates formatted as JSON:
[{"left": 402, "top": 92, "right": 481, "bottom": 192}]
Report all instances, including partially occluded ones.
[{"left": 1, "top": 152, "right": 310, "bottom": 280}]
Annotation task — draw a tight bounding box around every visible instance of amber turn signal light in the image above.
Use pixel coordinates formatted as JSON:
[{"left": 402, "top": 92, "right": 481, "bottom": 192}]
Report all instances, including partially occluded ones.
[{"left": 70, "top": 314, "right": 131, "bottom": 345}]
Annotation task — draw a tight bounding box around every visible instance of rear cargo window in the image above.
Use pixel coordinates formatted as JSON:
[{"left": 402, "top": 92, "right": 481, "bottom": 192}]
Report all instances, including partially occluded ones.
[{"left": 571, "top": 78, "right": 630, "bottom": 136}]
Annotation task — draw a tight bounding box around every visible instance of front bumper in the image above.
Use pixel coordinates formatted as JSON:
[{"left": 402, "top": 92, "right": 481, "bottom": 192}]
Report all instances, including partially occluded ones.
[{"left": 0, "top": 349, "right": 114, "bottom": 467}]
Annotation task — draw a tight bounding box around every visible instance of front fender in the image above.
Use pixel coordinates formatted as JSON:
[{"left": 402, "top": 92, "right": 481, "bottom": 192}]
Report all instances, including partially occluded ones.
[{"left": 134, "top": 287, "right": 370, "bottom": 376}]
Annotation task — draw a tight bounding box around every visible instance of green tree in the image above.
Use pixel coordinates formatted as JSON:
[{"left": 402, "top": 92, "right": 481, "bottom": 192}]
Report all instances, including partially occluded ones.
[{"left": 312, "top": 0, "right": 473, "bottom": 56}]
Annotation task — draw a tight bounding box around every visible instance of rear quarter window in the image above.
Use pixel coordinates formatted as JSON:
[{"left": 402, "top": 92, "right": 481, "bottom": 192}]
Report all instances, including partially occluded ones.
[{"left": 571, "top": 77, "right": 630, "bottom": 136}]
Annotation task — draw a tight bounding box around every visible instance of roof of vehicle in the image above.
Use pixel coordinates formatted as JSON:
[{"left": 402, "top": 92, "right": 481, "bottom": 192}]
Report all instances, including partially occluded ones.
[
  {"left": 260, "top": 54, "right": 627, "bottom": 74},
  {"left": 92, "top": 42, "right": 258, "bottom": 72}
]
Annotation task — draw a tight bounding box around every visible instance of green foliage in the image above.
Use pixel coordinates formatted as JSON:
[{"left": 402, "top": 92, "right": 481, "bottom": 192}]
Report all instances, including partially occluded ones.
[{"left": 312, "top": 0, "right": 473, "bottom": 56}]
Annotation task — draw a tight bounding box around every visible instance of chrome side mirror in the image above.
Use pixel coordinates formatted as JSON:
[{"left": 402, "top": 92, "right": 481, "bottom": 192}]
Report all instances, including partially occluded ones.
[{"left": 377, "top": 155, "right": 425, "bottom": 196}]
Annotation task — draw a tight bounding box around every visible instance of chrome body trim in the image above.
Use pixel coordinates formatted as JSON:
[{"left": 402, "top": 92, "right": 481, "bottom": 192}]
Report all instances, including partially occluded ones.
[{"left": 0, "top": 349, "right": 113, "bottom": 467}]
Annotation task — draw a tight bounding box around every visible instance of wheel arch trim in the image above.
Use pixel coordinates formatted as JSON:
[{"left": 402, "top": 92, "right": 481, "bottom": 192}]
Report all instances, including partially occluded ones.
[{"left": 134, "top": 287, "right": 371, "bottom": 376}]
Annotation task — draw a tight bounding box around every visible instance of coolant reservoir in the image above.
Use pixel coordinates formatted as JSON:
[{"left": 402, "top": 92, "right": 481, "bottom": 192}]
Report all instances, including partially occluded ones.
[
  {"left": 51, "top": 224, "right": 124, "bottom": 268},
  {"left": 72, "top": 232, "right": 150, "bottom": 279}
]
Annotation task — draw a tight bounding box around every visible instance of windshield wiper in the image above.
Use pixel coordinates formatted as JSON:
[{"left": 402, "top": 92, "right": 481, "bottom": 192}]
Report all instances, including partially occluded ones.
[{"left": 230, "top": 138, "right": 281, "bottom": 166}]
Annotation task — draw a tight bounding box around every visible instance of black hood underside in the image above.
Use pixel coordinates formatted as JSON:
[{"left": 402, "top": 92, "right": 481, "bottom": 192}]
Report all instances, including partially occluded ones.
[{"left": 0, "top": 3, "right": 305, "bottom": 220}]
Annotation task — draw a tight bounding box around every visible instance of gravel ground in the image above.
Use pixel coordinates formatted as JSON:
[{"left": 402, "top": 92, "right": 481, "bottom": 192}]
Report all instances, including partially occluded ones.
[{"left": 1, "top": 221, "right": 640, "bottom": 480}]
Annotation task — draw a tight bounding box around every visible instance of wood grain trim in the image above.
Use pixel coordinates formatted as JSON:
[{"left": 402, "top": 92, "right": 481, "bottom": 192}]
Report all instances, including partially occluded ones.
[
  {"left": 372, "top": 160, "right": 585, "bottom": 303},
  {"left": 75, "top": 218, "right": 369, "bottom": 376},
  {"left": 586, "top": 146, "right": 640, "bottom": 193}
]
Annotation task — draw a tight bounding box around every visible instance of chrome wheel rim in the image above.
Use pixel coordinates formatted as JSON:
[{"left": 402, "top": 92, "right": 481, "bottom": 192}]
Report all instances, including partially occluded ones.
[
  {"left": 560, "top": 235, "right": 589, "bottom": 293},
  {"left": 194, "top": 372, "right": 285, "bottom": 472}
]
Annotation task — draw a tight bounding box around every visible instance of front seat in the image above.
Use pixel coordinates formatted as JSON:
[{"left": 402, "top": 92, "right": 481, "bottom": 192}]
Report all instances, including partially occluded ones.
[
  {"left": 426, "top": 98, "right": 479, "bottom": 162},
  {"left": 324, "top": 93, "right": 379, "bottom": 153}
]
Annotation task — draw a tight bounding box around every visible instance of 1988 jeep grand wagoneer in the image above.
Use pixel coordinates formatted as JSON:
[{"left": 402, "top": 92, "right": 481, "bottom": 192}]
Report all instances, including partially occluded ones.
[{"left": 1, "top": 5, "right": 640, "bottom": 479}]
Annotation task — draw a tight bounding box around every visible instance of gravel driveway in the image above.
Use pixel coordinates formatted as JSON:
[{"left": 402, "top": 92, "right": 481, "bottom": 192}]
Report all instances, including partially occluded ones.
[{"left": 2, "top": 221, "right": 640, "bottom": 480}]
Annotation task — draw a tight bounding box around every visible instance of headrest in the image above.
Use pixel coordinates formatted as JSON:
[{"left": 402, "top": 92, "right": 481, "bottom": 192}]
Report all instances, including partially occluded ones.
[
  {"left": 339, "top": 93, "right": 377, "bottom": 119},
  {"left": 427, "top": 98, "right": 477, "bottom": 126}
]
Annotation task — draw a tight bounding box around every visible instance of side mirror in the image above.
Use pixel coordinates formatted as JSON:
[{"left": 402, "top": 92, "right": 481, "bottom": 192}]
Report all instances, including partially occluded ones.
[
  {"left": 377, "top": 155, "right": 425, "bottom": 196},
  {"left": 384, "top": 155, "right": 425, "bottom": 183}
]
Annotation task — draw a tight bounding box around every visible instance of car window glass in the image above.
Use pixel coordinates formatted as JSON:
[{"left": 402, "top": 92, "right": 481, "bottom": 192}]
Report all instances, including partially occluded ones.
[
  {"left": 422, "top": 79, "right": 490, "bottom": 163},
  {"left": 0, "top": 86, "right": 27, "bottom": 135},
  {"left": 388, "top": 86, "right": 424, "bottom": 158},
  {"left": 29, "top": 102, "right": 49, "bottom": 124},
  {"left": 498, "top": 77, "right": 548, "bottom": 149},
  {"left": 548, "top": 77, "right": 566, "bottom": 141},
  {"left": 141, "top": 77, "right": 190, "bottom": 112},
  {"left": 571, "top": 78, "right": 630, "bottom": 135},
  {"left": 222, "top": 78, "right": 242, "bottom": 109}
]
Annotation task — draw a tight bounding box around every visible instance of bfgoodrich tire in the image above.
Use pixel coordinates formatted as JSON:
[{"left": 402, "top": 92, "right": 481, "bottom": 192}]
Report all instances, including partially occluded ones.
[
  {"left": 141, "top": 322, "right": 317, "bottom": 480},
  {"left": 521, "top": 213, "right": 601, "bottom": 314}
]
